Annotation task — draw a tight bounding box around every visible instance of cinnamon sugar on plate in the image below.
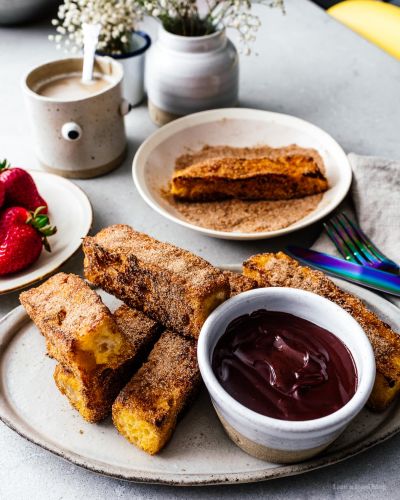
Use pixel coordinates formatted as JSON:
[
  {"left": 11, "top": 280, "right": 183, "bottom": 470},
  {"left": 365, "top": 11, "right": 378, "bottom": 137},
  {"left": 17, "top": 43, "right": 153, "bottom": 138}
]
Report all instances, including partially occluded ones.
[{"left": 162, "top": 144, "right": 325, "bottom": 233}]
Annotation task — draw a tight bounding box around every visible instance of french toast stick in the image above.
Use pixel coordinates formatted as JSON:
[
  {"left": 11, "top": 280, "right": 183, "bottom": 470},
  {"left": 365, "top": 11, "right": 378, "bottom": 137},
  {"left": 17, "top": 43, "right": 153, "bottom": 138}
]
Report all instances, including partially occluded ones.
[
  {"left": 171, "top": 155, "right": 328, "bottom": 202},
  {"left": 20, "top": 273, "right": 134, "bottom": 376},
  {"left": 54, "top": 363, "right": 126, "bottom": 423},
  {"left": 243, "top": 252, "right": 400, "bottom": 411},
  {"left": 54, "top": 304, "right": 161, "bottom": 423},
  {"left": 223, "top": 270, "right": 258, "bottom": 297},
  {"left": 112, "top": 330, "right": 200, "bottom": 454},
  {"left": 83, "top": 225, "right": 229, "bottom": 338}
]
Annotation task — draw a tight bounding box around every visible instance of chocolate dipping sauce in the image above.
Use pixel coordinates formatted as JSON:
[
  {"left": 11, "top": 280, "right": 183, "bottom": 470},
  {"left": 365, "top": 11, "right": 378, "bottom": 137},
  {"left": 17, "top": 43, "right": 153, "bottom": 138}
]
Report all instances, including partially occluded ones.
[{"left": 212, "top": 310, "right": 357, "bottom": 421}]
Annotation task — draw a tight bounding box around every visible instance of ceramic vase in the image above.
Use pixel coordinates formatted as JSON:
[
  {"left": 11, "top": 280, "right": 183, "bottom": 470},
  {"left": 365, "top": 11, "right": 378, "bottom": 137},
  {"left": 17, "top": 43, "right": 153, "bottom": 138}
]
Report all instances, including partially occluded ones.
[{"left": 146, "top": 26, "right": 239, "bottom": 126}]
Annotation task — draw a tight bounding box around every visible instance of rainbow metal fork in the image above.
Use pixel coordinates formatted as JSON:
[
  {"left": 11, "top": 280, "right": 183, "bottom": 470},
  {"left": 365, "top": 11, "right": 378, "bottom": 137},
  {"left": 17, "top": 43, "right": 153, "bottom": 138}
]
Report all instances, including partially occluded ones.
[{"left": 323, "top": 213, "right": 399, "bottom": 275}]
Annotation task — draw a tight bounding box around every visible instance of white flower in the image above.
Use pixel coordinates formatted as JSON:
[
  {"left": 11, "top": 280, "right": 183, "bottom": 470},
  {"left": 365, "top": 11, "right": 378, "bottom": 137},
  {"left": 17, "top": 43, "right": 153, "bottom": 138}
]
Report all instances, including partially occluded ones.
[{"left": 49, "top": 0, "right": 283, "bottom": 55}]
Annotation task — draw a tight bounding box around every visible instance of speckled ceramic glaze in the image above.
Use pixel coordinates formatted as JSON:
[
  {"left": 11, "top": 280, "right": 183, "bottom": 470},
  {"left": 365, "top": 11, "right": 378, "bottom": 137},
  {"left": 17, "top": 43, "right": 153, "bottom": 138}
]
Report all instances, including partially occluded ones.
[
  {"left": 198, "top": 287, "right": 376, "bottom": 464},
  {"left": 23, "top": 57, "right": 128, "bottom": 179},
  {"left": 0, "top": 278, "right": 397, "bottom": 484},
  {"left": 146, "top": 26, "right": 239, "bottom": 125}
]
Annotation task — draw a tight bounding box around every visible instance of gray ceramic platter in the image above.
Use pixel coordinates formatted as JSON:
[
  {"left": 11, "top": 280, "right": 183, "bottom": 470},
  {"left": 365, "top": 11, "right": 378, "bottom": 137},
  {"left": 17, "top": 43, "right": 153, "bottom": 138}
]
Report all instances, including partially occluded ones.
[{"left": 0, "top": 273, "right": 399, "bottom": 486}]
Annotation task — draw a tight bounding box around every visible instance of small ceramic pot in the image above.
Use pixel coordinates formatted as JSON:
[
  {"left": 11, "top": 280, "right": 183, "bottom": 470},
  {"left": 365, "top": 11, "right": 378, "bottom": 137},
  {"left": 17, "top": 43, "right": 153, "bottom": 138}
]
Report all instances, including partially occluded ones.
[
  {"left": 98, "top": 31, "right": 151, "bottom": 107},
  {"left": 146, "top": 26, "right": 239, "bottom": 126},
  {"left": 22, "top": 56, "right": 129, "bottom": 179},
  {"left": 198, "top": 287, "right": 376, "bottom": 464}
]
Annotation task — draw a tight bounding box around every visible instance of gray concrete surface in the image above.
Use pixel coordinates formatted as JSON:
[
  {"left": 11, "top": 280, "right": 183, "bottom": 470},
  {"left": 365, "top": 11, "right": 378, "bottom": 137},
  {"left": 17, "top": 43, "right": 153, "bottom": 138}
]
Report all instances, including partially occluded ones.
[{"left": 1, "top": 0, "right": 399, "bottom": 498}]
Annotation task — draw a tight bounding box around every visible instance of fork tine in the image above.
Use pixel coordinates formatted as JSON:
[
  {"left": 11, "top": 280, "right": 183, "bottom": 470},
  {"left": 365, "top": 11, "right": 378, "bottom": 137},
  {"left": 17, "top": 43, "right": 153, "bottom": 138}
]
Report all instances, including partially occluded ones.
[
  {"left": 329, "top": 215, "right": 370, "bottom": 266},
  {"left": 336, "top": 213, "right": 379, "bottom": 264},
  {"left": 341, "top": 213, "right": 392, "bottom": 263},
  {"left": 323, "top": 220, "right": 358, "bottom": 263}
]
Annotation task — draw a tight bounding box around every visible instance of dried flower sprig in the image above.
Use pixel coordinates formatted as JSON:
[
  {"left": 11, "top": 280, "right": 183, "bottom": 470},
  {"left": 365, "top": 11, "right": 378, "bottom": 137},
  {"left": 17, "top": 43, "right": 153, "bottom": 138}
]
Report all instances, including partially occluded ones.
[
  {"left": 137, "top": 0, "right": 285, "bottom": 54},
  {"left": 49, "top": 0, "right": 142, "bottom": 55},
  {"left": 49, "top": 0, "right": 284, "bottom": 56}
]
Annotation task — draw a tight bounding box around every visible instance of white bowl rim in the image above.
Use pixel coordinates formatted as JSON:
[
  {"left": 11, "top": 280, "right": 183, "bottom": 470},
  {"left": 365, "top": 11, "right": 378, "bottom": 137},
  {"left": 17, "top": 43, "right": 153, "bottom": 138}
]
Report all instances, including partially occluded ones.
[
  {"left": 132, "top": 107, "right": 352, "bottom": 240},
  {"left": 197, "top": 287, "right": 376, "bottom": 433}
]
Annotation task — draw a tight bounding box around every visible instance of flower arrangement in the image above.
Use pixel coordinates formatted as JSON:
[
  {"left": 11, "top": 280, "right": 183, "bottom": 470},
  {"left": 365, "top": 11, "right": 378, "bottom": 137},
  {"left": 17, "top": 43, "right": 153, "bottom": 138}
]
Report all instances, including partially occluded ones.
[
  {"left": 50, "top": 0, "right": 284, "bottom": 56},
  {"left": 137, "top": 0, "right": 285, "bottom": 53},
  {"left": 49, "top": 0, "right": 142, "bottom": 55}
]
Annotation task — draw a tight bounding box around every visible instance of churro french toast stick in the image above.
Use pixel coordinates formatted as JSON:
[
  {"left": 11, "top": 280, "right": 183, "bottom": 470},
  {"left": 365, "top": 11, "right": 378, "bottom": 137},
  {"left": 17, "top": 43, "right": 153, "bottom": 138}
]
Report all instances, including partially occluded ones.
[
  {"left": 54, "top": 304, "right": 161, "bottom": 423},
  {"left": 83, "top": 225, "right": 230, "bottom": 338},
  {"left": 112, "top": 330, "right": 200, "bottom": 454},
  {"left": 113, "top": 304, "right": 161, "bottom": 361},
  {"left": 170, "top": 155, "right": 328, "bottom": 202},
  {"left": 222, "top": 270, "right": 258, "bottom": 297},
  {"left": 368, "top": 373, "right": 400, "bottom": 412},
  {"left": 54, "top": 364, "right": 126, "bottom": 423},
  {"left": 243, "top": 252, "right": 400, "bottom": 411},
  {"left": 20, "top": 273, "right": 135, "bottom": 376}
]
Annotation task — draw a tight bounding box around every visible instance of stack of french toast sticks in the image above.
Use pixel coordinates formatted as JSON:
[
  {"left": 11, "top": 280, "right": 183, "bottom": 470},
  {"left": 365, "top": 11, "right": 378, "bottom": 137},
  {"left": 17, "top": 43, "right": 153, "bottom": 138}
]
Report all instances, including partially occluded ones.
[{"left": 20, "top": 224, "right": 400, "bottom": 455}]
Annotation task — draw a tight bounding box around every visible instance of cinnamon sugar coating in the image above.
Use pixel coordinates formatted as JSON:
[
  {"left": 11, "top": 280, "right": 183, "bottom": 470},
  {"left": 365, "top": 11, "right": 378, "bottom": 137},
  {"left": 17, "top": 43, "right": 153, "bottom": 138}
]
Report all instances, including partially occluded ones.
[
  {"left": 53, "top": 304, "right": 161, "bottom": 423},
  {"left": 54, "top": 363, "right": 127, "bottom": 423},
  {"left": 223, "top": 270, "right": 258, "bottom": 297},
  {"left": 113, "top": 304, "right": 161, "bottom": 358},
  {"left": 171, "top": 155, "right": 328, "bottom": 202},
  {"left": 243, "top": 252, "right": 400, "bottom": 410},
  {"left": 112, "top": 330, "right": 200, "bottom": 454},
  {"left": 19, "top": 273, "right": 132, "bottom": 376},
  {"left": 174, "top": 144, "right": 326, "bottom": 171},
  {"left": 164, "top": 144, "right": 325, "bottom": 233},
  {"left": 83, "top": 225, "right": 230, "bottom": 338}
]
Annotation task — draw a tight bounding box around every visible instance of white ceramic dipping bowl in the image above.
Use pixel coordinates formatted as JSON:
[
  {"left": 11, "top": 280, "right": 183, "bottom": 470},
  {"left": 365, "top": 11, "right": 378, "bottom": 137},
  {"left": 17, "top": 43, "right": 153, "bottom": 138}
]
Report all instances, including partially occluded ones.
[{"left": 198, "top": 287, "right": 376, "bottom": 464}]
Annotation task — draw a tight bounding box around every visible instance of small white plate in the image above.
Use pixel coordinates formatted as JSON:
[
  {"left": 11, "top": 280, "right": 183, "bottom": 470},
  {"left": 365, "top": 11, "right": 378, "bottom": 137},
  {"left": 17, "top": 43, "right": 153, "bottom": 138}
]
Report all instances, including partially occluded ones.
[
  {"left": 0, "top": 276, "right": 399, "bottom": 485},
  {"left": 0, "top": 171, "right": 92, "bottom": 294},
  {"left": 133, "top": 108, "right": 352, "bottom": 240}
]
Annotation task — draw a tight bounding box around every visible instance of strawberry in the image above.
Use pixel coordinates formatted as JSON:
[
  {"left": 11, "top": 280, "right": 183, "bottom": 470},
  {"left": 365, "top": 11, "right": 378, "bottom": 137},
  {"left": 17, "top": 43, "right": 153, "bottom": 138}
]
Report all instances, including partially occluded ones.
[
  {"left": 0, "top": 159, "right": 48, "bottom": 213},
  {"left": 0, "top": 206, "right": 56, "bottom": 276},
  {"left": 0, "top": 179, "right": 4, "bottom": 209}
]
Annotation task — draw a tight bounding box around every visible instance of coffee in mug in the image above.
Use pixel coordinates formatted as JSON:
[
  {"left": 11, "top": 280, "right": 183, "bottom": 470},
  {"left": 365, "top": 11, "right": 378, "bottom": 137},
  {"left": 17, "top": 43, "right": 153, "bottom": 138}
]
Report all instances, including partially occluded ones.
[{"left": 36, "top": 73, "right": 112, "bottom": 100}]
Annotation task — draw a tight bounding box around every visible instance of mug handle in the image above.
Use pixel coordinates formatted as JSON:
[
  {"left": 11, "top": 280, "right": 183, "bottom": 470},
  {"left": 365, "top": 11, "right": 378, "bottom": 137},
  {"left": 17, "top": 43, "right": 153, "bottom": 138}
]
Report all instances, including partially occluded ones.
[{"left": 120, "top": 99, "right": 132, "bottom": 116}]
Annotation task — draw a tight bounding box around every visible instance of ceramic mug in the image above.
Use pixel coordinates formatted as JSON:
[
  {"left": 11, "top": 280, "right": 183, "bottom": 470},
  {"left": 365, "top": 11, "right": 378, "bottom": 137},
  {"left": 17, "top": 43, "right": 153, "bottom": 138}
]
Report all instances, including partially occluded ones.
[{"left": 22, "top": 57, "right": 130, "bottom": 179}]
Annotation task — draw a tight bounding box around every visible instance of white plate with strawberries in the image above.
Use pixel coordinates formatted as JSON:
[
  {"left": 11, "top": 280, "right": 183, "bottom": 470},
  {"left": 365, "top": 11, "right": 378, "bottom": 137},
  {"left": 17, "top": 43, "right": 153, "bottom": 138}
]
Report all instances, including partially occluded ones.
[{"left": 0, "top": 167, "right": 92, "bottom": 294}]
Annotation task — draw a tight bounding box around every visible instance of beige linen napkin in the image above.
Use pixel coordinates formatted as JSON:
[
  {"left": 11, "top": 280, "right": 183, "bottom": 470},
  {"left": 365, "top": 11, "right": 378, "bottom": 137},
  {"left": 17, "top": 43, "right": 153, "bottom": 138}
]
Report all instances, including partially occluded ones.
[{"left": 313, "top": 153, "right": 400, "bottom": 307}]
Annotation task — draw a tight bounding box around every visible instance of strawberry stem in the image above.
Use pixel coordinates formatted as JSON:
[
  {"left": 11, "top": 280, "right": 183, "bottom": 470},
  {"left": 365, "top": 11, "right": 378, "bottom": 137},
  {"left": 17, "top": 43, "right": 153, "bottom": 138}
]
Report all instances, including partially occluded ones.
[
  {"left": 26, "top": 206, "right": 57, "bottom": 252},
  {"left": 0, "top": 159, "right": 10, "bottom": 171}
]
